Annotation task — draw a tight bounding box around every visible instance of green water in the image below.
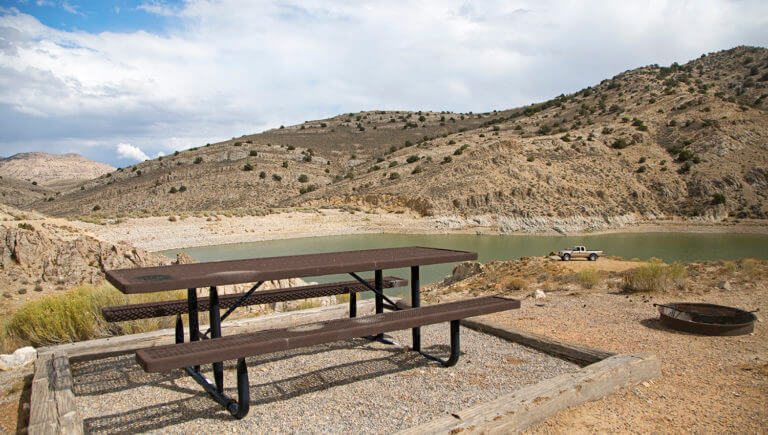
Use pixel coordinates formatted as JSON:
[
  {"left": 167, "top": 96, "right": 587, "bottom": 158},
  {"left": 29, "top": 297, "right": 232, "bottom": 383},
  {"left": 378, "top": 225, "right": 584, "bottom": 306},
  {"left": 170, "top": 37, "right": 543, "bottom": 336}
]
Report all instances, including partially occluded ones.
[{"left": 158, "top": 233, "right": 768, "bottom": 293}]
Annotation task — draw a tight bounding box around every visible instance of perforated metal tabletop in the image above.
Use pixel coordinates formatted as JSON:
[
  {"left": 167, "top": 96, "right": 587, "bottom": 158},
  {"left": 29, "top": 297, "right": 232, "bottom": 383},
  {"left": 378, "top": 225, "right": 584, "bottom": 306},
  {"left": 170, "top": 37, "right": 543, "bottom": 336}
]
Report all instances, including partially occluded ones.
[{"left": 106, "top": 246, "right": 477, "bottom": 294}]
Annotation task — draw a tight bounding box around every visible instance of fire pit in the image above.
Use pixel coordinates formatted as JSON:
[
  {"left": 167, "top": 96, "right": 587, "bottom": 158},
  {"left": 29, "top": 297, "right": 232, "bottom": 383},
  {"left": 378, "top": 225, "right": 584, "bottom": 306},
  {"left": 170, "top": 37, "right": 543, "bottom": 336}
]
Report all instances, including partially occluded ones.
[{"left": 654, "top": 302, "right": 758, "bottom": 336}]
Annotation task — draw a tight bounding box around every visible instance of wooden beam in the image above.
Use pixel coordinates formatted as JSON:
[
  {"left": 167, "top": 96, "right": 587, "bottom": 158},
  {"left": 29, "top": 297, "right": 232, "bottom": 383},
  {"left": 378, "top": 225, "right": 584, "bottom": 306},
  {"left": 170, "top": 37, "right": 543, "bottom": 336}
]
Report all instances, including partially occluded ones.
[
  {"left": 460, "top": 317, "right": 615, "bottom": 366},
  {"left": 399, "top": 353, "right": 661, "bottom": 434}
]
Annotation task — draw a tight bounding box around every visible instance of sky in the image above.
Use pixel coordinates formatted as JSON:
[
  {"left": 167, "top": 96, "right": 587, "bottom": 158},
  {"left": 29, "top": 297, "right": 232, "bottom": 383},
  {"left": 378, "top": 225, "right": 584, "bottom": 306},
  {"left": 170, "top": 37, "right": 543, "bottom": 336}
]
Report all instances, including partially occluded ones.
[{"left": 0, "top": 1, "right": 767, "bottom": 167}]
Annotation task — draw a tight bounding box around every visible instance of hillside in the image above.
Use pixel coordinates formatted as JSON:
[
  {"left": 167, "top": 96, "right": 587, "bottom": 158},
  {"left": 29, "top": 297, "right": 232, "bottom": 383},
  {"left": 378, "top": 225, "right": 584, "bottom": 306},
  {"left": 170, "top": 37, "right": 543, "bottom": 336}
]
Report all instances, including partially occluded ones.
[
  {"left": 0, "top": 152, "right": 115, "bottom": 185},
  {"left": 17, "top": 46, "right": 768, "bottom": 231}
]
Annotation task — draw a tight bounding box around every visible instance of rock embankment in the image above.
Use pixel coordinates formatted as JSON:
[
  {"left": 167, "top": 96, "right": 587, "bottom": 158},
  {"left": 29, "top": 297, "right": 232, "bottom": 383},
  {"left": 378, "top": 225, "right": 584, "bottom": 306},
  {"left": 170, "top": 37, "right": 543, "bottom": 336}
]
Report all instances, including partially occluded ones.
[{"left": 0, "top": 219, "right": 171, "bottom": 313}]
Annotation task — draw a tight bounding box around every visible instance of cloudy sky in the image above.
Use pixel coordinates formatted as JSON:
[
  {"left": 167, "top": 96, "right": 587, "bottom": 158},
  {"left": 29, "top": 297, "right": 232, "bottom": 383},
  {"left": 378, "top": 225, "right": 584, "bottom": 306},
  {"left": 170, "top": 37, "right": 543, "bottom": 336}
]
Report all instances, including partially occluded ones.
[{"left": 1, "top": 0, "right": 767, "bottom": 167}]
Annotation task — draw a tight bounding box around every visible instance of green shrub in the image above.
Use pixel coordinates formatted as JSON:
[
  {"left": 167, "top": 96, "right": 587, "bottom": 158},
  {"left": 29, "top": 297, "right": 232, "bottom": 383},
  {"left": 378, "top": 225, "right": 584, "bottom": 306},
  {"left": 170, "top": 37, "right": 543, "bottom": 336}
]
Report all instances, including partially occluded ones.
[
  {"left": 243, "top": 163, "right": 253, "bottom": 171},
  {"left": 259, "top": 171, "right": 266, "bottom": 179},
  {"left": 527, "top": 155, "right": 535, "bottom": 162},
  {"left": 389, "top": 172, "right": 400, "bottom": 180},
  {"left": 249, "top": 150, "right": 258, "bottom": 156},
  {"left": 622, "top": 261, "right": 687, "bottom": 293},
  {"left": 712, "top": 193, "right": 726, "bottom": 205},
  {"left": 299, "top": 184, "right": 317, "bottom": 194},
  {"left": 611, "top": 138, "right": 628, "bottom": 149},
  {"left": 442, "top": 156, "right": 452, "bottom": 164},
  {"left": 169, "top": 186, "right": 177, "bottom": 194},
  {"left": 178, "top": 185, "right": 187, "bottom": 192},
  {"left": 17, "top": 223, "right": 33, "bottom": 231},
  {"left": 92, "top": 205, "right": 101, "bottom": 211},
  {"left": 193, "top": 157, "right": 203, "bottom": 164},
  {"left": 287, "top": 145, "right": 295, "bottom": 150},
  {"left": 411, "top": 166, "right": 422, "bottom": 175},
  {"left": 298, "top": 174, "right": 309, "bottom": 183},
  {"left": 389, "top": 161, "right": 398, "bottom": 168},
  {"left": 406, "top": 155, "right": 419, "bottom": 164},
  {"left": 272, "top": 174, "right": 282, "bottom": 182},
  {"left": 282, "top": 161, "right": 288, "bottom": 168}
]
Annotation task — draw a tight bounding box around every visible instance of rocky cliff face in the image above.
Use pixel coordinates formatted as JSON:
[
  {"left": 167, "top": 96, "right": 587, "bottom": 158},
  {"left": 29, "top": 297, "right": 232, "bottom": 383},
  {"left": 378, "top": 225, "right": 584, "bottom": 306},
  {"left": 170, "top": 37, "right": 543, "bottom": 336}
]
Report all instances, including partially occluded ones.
[{"left": 0, "top": 218, "right": 170, "bottom": 313}]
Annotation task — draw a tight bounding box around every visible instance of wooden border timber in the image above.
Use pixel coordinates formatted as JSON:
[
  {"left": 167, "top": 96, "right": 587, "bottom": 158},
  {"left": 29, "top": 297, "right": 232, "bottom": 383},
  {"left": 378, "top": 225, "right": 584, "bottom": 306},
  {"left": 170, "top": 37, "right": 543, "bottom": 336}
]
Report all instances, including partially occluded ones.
[
  {"left": 401, "top": 352, "right": 660, "bottom": 434},
  {"left": 398, "top": 314, "right": 661, "bottom": 434},
  {"left": 32, "top": 300, "right": 660, "bottom": 434},
  {"left": 460, "top": 318, "right": 615, "bottom": 366},
  {"left": 28, "top": 352, "right": 83, "bottom": 435}
]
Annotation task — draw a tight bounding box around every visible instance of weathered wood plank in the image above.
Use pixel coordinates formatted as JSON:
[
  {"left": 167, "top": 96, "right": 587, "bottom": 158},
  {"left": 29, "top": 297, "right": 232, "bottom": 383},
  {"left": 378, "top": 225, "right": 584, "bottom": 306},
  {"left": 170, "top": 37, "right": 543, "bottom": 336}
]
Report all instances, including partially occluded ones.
[
  {"left": 29, "top": 353, "right": 56, "bottom": 434},
  {"left": 51, "top": 353, "right": 83, "bottom": 435},
  {"left": 39, "top": 299, "right": 379, "bottom": 362},
  {"left": 399, "top": 353, "right": 661, "bottom": 434},
  {"left": 460, "top": 317, "right": 615, "bottom": 365}
]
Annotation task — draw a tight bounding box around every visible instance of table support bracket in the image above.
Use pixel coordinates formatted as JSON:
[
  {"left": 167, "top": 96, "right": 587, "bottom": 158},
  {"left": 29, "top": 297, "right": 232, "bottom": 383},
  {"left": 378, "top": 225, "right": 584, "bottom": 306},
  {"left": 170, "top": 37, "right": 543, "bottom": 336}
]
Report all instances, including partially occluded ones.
[{"left": 184, "top": 357, "right": 250, "bottom": 419}]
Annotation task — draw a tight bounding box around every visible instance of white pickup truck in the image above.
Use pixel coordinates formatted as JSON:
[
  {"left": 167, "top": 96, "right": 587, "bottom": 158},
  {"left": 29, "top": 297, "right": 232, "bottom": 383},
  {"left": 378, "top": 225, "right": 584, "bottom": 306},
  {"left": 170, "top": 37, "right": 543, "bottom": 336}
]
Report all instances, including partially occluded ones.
[{"left": 557, "top": 246, "right": 603, "bottom": 261}]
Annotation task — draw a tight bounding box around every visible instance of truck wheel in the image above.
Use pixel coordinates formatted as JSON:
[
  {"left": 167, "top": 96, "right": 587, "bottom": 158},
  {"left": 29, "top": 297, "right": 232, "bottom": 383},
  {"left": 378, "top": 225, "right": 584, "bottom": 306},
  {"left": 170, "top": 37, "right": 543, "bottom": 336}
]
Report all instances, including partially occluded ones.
[
  {"left": 589, "top": 253, "right": 597, "bottom": 261},
  {"left": 562, "top": 254, "right": 570, "bottom": 261}
]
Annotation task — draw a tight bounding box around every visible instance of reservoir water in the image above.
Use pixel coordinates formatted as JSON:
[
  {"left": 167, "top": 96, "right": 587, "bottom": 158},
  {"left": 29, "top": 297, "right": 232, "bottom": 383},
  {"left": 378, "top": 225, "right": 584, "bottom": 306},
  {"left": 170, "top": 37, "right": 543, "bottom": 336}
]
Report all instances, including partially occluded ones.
[{"left": 159, "top": 233, "right": 768, "bottom": 292}]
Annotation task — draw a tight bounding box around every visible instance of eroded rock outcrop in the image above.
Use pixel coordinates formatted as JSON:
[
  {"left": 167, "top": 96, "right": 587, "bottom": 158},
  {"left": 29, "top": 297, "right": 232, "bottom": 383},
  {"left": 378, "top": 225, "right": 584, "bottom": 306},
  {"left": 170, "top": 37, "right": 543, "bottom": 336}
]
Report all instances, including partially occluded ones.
[{"left": 0, "top": 222, "right": 171, "bottom": 293}]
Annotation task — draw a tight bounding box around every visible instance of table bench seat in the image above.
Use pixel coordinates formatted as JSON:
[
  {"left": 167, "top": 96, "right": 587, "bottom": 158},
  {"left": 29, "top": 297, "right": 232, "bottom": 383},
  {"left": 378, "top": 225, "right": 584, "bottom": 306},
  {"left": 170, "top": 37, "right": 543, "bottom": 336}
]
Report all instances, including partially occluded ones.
[
  {"left": 103, "top": 277, "right": 408, "bottom": 322},
  {"left": 136, "top": 295, "right": 520, "bottom": 372}
]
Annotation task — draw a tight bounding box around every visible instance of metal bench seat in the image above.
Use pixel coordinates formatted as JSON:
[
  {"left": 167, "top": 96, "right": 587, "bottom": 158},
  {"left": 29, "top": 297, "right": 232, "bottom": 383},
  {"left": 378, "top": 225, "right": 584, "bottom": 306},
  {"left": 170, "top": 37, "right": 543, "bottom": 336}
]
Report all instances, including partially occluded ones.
[
  {"left": 137, "top": 295, "right": 520, "bottom": 372},
  {"left": 103, "top": 277, "right": 408, "bottom": 322}
]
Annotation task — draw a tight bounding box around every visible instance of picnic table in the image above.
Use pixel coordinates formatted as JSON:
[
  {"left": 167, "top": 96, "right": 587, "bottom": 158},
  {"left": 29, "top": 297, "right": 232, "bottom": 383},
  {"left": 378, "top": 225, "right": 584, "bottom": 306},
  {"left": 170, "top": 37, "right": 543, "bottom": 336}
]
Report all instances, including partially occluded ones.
[{"left": 105, "top": 246, "right": 520, "bottom": 419}]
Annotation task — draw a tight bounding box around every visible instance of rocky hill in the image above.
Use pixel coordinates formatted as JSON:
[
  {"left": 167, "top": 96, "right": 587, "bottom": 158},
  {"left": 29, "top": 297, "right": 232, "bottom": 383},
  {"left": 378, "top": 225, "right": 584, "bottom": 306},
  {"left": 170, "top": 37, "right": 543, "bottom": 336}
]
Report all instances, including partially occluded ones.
[
  {"left": 0, "top": 152, "right": 115, "bottom": 185},
  {"left": 15, "top": 46, "right": 768, "bottom": 231}
]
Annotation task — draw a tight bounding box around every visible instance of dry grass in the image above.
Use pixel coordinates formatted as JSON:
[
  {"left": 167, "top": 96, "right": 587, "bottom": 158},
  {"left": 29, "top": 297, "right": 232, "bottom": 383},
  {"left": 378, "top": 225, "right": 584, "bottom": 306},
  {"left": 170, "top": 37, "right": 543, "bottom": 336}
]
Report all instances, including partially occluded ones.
[
  {"left": 576, "top": 269, "right": 604, "bottom": 289},
  {"left": 504, "top": 277, "right": 529, "bottom": 291},
  {"left": 622, "top": 259, "right": 688, "bottom": 293},
  {"left": 0, "top": 283, "right": 184, "bottom": 352}
]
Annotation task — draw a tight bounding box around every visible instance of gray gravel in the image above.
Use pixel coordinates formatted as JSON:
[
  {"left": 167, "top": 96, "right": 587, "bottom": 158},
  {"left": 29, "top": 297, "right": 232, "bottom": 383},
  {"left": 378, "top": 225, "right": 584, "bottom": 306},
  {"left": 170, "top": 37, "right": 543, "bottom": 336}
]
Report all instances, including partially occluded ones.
[{"left": 72, "top": 325, "right": 579, "bottom": 433}]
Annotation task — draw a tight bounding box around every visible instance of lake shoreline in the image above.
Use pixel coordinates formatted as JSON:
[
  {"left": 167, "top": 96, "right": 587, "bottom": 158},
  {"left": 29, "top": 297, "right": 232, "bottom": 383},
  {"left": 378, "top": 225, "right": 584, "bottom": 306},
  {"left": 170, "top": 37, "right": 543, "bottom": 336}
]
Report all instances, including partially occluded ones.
[{"left": 72, "top": 209, "right": 768, "bottom": 252}]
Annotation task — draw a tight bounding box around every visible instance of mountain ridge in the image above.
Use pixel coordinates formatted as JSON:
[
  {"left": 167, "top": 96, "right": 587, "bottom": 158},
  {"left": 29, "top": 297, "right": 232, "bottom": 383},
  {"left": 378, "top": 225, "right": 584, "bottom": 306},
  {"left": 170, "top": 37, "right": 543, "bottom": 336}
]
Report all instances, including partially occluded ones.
[
  {"left": 0, "top": 152, "right": 115, "bottom": 185},
  {"left": 6, "top": 46, "right": 768, "bottom": 232}
]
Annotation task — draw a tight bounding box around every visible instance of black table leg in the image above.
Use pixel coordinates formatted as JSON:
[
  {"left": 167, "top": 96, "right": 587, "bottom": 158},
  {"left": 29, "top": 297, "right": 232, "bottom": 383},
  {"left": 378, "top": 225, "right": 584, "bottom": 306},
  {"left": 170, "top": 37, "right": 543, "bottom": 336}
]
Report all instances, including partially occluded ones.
[
  {"left": 375, "top": 270, "right": 383, "bottom": 339},
  {"left": 411, "top": 266, "right": 421, "bottom": 352},
  {"left": 349, "top": 291, "right": 357, "bottom": 318},
  {"left": 209, "top": 286, "right": 224, "bottom": 394},
  {"left": 187, "top": 288, "right": 200, "bottom": 372}
]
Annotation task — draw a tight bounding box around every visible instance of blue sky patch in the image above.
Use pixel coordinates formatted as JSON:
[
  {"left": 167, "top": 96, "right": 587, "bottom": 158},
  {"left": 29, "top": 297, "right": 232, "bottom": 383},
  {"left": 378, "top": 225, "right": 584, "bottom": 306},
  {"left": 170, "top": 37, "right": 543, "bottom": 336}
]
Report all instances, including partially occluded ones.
[{"left": 6, "top": 0, "right": 182, "bottom": 34}]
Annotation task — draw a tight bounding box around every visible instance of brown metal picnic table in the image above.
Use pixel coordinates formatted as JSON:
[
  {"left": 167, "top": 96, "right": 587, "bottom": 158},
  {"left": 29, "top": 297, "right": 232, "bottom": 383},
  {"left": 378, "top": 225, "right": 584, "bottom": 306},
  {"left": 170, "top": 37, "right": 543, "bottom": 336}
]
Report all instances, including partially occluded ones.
[{"left": 105, "top": 246, "right": 479, "bottom": 417}]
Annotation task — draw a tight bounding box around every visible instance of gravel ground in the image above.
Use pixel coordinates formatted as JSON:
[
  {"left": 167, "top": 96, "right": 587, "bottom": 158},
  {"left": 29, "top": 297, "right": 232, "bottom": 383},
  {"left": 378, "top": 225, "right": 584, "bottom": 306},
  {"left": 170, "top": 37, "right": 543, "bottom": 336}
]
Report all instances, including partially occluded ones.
[{"left": 72, "top": 324, "right": 579, "bottom": 433}]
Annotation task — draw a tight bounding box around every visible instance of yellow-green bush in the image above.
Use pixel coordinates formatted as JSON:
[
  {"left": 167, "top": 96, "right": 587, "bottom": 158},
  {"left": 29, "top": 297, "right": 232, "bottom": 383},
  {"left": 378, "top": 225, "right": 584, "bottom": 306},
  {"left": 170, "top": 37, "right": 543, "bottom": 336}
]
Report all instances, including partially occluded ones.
[
  {"left": 1, "top": 283, "right": 185, "bottom": 351},
  {"left": 622, "top": 260, "right": 687, "bottom": 293},
  {"left": 740, "top": 258, "right": 763, "bottom": 278},
  {"left": 504, "top": 277, "right": 528, "bottom": 291},
  {"left": 576, "top": 269, "right": 603, "bottom": 289}
]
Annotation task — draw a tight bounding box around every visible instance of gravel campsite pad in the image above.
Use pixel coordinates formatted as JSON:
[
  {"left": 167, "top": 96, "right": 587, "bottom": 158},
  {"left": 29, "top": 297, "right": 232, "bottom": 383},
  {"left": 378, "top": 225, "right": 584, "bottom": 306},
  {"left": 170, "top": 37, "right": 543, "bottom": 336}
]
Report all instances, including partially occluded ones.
[{"left": 72, "top": 324, "right": 579, "bottom": 433}]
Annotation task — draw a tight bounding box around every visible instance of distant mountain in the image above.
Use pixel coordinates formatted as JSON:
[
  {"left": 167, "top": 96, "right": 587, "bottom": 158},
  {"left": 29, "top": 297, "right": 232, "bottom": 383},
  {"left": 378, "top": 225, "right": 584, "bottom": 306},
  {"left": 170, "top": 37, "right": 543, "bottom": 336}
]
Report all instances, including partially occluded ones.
[
  {"left": 0, "top": 152, "right": 115, "bottom": 184},
  {"left": 12, "top": 46, "right": 768, "bottom": 231}
]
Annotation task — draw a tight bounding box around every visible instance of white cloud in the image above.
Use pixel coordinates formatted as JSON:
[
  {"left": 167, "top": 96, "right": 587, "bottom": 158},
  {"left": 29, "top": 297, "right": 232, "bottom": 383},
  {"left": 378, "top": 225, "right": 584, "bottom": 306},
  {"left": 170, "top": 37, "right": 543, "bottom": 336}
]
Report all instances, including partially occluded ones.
[
  {"left": 60, "top": 1, "right": 82, "bottom": 16},
  {"left": 116, "top": 143, "right": 149, "bottom": 162},
  {"left": 1, "top": 1, "right": 767, "bottom": 165}
]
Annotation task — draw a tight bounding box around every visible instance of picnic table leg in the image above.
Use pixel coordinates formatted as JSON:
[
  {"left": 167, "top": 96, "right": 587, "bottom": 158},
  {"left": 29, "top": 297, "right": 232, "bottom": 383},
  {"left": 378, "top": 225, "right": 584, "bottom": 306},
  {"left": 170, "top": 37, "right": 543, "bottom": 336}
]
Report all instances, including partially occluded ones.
[
  {"left": 175, "top": 315, "right": 184, "bottom": 344},
  {"left": 187, "top": 288, "right": 200, "bottom": 372},
  {"left": 209, "top": 286, "right": 224, "bottom": 394},
  {"left": 411, "top": 266, "right": 421, "bottom": 352},
  {"left": 375, "top": 270, "right": 383, "bottom": 339},
  {"left": 349, "top": 291, "right": 357, "bottom": 318}
]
